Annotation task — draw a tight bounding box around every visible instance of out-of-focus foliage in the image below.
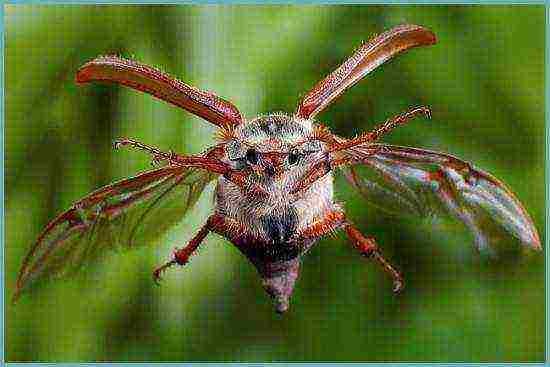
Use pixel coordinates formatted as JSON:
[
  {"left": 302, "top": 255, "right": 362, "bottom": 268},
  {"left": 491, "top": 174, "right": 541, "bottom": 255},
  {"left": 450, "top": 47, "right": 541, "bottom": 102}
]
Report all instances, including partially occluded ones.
[{"left": 5, "top": 5, "right": 545, "bottom": 362}]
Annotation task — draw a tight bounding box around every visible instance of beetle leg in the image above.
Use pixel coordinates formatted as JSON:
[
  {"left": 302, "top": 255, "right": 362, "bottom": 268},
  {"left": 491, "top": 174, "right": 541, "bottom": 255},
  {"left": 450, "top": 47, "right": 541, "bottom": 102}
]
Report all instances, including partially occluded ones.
[
  {"left": 112, "top": 138, "right": 268, "bottom": 199},
  {"left": 331, "top": 106, "right": 431, "bottom": 152},
  {"left": 290, "top": 156, "right": 332, "bottom": 196},
  {"left": 343, "top": 223, "right": 404, "bottom": 293},
  {"left": 113, "top": 138, "right": 261, "bottom": 195},
  {"left": 114, "top": 137, "right": 182, "bottom": 166},
  {"left": 366, "top": 105, "right": 431, "bottom": 142},
  {"left": 152, "top": 217, "right": 213, "bottom": 284}
]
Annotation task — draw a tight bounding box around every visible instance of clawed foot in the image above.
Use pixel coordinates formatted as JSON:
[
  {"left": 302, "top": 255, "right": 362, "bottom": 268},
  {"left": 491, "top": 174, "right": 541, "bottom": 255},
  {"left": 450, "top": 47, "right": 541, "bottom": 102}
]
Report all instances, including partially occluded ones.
[
  {"left": 152, "top": 247, "right": 191, "bottom": 285},
  {"left": 369, "top": 250, "right": 405, "bottom": 294},
  {"left": 152, "top": 259, "right": 177, "bottom": 285},
  {"left": 113, "top": 138, "right": 129, "bottom": 150},
  {"left": 363, "top": 248, "right": 404, "bottom": 294},
  {"left": 392, "top": 276, "right": 404, "bottom": 294}
]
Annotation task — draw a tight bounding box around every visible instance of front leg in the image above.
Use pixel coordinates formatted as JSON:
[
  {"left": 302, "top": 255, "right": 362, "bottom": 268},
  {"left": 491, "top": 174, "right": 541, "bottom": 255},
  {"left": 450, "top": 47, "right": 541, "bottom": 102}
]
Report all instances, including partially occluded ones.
[
  {"left": 114, "top": 137, "right": 185, "bottom": 166},
  {"left": 343, "top": 223, "right": 404, "bottom": 293},
  {"left": 153, "top": 217, "right": 213, "bottom": 284},
  {"left": 114, "top": 137, "right": 268, "bottom": 197}
]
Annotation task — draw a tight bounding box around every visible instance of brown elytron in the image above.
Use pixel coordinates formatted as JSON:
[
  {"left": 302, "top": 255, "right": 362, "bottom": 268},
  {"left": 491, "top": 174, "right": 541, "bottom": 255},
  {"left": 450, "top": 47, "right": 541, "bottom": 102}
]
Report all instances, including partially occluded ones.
[{"left": 15, "top": 24, "right": 541, "bottom": 313}]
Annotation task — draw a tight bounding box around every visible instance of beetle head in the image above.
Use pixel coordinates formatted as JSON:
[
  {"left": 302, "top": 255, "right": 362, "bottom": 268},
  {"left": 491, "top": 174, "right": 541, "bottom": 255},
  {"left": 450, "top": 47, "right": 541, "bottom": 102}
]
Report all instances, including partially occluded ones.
[{"left": 223, "top": 113, "right": 326, "bottom": 196}]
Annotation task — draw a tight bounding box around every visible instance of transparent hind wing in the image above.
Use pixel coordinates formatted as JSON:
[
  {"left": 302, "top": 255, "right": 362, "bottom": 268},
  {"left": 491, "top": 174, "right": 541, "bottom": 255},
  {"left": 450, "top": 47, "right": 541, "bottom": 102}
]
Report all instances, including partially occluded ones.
[
  {"left": 340, "top": 144, "right": 541, "bottom": 256},
  {"left": 14, "top": 165, "right": 215, "bottom": 300}
]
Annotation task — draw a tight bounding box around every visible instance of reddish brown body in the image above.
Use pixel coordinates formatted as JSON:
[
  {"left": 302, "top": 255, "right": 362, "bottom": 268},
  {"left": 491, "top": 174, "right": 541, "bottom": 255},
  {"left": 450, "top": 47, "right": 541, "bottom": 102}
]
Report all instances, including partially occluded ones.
[{"left": 15, "top": 24, "right": 541, "bottom": 313}]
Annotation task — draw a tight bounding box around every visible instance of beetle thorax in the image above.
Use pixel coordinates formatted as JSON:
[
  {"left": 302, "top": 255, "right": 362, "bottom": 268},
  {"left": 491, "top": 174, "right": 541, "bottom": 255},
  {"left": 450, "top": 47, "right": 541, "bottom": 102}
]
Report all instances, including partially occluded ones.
[{"left": 214, "top": 113, "right": 337, "bottom": 244}]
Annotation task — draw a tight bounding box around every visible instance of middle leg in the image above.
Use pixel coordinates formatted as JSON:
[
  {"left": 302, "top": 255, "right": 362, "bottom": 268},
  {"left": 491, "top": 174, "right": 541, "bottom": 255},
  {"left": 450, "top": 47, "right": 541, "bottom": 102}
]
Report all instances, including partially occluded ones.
[
  {"left": 153, "top": 216, "right": 213, "bottom": 284},
  {"left": 343, "top": 222, "right": 404, "bottom": 293}
]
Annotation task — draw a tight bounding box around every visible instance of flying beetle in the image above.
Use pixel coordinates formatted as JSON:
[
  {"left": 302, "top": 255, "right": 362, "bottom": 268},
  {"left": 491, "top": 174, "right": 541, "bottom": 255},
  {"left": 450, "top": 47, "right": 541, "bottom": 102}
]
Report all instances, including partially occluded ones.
[{"left": 14, "top": 24, "right": 541, "bottom": 313}]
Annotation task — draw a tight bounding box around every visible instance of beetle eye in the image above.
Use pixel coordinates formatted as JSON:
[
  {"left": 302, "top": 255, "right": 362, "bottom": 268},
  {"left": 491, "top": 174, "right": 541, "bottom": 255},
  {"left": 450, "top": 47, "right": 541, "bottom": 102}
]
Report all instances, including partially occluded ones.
[
  {"left": 288, "top": 151, "right": 300, "bottom": 165},
  {"left": 246, "top": 149, "right": 258, "bottom": 164}
]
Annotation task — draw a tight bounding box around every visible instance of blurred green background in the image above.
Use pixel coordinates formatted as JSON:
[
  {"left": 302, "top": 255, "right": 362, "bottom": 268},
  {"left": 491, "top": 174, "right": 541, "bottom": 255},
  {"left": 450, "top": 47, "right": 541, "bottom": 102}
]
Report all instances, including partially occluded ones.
[{"left": 4, "top": 5, "right": 545, "bottom": 362}]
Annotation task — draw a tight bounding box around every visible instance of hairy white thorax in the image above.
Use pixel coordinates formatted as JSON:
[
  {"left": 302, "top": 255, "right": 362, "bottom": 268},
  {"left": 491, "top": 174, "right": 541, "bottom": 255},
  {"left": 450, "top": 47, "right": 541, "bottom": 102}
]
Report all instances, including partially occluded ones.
[{"left": 214, "top": 113, "right": 338, "bottom": 243}]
